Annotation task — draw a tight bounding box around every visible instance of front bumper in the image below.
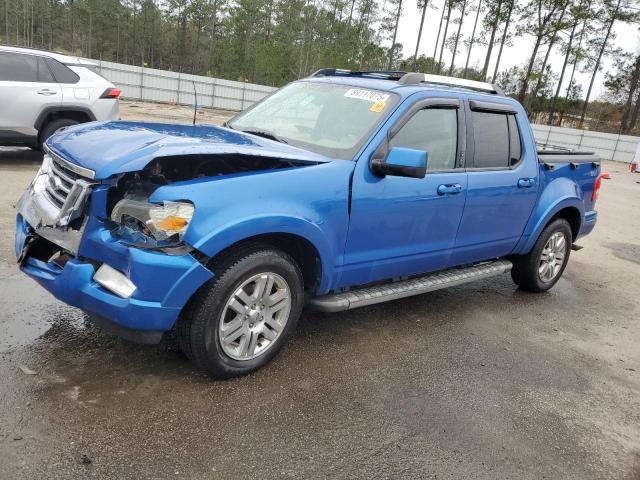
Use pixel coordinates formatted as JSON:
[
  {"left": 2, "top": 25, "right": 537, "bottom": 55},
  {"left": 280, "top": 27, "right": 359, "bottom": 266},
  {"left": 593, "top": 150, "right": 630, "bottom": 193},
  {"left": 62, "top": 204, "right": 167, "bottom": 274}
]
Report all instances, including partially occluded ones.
[{"left": 16, "top": 171, "right": 213, "bottom": 343}]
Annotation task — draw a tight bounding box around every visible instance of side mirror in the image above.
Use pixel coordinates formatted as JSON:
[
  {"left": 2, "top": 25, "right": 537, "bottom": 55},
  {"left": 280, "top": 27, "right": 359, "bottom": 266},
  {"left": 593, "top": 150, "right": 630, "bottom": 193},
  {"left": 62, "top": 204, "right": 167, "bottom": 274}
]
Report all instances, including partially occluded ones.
[{"left": 371, "top": 146, "right": 427, "bottom": 178}]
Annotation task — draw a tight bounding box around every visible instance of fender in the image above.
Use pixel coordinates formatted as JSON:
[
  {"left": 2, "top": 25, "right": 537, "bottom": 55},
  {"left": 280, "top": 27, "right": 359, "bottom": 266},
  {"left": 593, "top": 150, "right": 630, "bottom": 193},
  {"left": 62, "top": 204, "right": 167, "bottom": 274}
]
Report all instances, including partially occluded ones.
[
  {"left": 190, "top": 215, "right": 336, "bottom": 293},
  {"left": 34, "top": 105, "right": 96, "bottom": 131},
  {"left": 513, "top": 176, "right": 583, "bottom": 254}
]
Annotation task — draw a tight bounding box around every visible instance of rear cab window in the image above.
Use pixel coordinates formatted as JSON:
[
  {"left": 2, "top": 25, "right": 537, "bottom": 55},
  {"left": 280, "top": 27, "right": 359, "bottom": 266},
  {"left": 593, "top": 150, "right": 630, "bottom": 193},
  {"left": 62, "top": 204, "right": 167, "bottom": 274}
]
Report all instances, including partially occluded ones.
[{"left": 469, "top": 100, "right": 522, "bottom": 169}]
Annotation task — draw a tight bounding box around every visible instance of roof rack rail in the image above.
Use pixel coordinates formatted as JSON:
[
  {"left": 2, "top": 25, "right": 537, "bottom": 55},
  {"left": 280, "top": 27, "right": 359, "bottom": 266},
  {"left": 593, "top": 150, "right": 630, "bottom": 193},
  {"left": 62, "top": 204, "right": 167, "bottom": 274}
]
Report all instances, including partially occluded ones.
[
  {"left": 310, "top": 69, "right": 408, "bottom": 80},
  {"left": 398, "top": 72, "right": 504, "bottom": 95}
]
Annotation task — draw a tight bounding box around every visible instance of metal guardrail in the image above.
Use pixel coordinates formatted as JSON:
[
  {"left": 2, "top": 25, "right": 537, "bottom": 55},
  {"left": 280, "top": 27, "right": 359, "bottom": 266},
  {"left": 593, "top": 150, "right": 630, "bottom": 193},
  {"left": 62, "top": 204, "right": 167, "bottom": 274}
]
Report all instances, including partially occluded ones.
[
  {"left": 88, "top": 58, "right": 277, "bottom": 112},
  {"left": 531, "top": 124, "right": 639, "bottom": 163}
]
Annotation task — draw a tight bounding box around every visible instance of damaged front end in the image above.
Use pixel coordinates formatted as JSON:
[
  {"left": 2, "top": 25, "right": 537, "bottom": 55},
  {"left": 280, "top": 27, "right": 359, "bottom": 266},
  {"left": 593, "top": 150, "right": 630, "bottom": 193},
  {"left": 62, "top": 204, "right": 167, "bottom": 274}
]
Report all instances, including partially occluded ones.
[
  {"left": 16, "top": 147, "right": 96, "bottom": 262},
  {"left": 103, "top": 152, "right": 314, "bottom": 253},
  {"left": 15, "top": 141, "right": 321, "bottom": 343}
]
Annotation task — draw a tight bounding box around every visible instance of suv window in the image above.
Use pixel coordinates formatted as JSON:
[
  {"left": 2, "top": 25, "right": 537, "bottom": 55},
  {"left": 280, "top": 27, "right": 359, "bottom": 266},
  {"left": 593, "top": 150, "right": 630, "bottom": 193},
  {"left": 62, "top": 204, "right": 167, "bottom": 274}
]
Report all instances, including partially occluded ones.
[
  {"left": 390, "top": 108, "right": 458, "bottom": 170},
  {"left": 0, "top": 51, "right": 54, "bottom": 82},
  {"left": 471, "top": 111, "right": 522, "bottom": 168},
  {"left": 46, "top": 57, "right": 80, "bottom": 84}
]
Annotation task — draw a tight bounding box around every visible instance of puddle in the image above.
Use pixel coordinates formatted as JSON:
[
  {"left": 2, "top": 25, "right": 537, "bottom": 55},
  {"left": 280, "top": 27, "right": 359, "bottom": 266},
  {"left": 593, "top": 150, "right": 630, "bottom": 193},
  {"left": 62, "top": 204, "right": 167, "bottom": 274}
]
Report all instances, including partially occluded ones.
[{"left": 0, "top": 265, "right": 81, "bottom": 352}]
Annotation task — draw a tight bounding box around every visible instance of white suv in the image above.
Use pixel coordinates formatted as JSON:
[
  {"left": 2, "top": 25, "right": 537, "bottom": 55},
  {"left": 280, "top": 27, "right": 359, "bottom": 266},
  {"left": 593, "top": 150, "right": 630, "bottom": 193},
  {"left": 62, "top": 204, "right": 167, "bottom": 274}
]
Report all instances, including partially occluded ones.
[{"left": 0, "top": 46, "right": 120, "bottom": 149}]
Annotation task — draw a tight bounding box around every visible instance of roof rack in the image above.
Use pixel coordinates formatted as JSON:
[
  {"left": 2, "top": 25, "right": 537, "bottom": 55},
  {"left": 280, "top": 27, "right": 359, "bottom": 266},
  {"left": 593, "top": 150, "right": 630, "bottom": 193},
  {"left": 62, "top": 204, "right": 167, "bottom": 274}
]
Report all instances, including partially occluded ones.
[
  {"left": 310, "top": 69, "right": 408, "bottom": 81},
  {"left": 398, "top": 72, "right": 504, "bottom": 95},
  {"left": 309, "top": 68, "right": 504, "bottom": 95}
]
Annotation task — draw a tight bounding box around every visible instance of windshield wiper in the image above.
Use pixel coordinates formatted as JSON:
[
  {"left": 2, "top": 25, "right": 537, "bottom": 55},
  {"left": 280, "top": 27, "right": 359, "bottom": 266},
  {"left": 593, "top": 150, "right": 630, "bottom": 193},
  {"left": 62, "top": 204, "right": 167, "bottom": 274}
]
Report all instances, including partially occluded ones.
[{"left": 240, "top": 129, "right": 288, "bottom": 144}]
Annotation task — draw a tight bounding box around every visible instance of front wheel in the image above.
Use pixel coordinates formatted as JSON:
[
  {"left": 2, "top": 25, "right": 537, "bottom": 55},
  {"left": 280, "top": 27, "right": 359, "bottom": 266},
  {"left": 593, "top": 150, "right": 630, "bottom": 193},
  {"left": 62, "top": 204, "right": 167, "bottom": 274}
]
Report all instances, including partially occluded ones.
[
  {"left": 177, "top": 244, "right": 304, "bottom": 378},
  {"left": 511, "top": 218, "right": 572, "bottom": 293}
]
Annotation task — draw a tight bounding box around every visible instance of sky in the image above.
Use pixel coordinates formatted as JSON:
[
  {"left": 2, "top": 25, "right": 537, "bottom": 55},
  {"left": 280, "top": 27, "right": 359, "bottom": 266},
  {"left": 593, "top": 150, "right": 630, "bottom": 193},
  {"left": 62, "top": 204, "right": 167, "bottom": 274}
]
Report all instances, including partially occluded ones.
[{"left": 394, "top": 0, "right": 640, "bottom": 99}]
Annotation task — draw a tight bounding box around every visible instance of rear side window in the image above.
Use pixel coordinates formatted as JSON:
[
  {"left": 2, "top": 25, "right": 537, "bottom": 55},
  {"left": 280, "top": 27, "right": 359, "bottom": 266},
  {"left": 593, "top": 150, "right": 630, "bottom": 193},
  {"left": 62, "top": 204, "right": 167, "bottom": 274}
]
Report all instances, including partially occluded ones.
[
  {"left": 508, "top": 115, "right": 522, "bottom": 166},
  {"left": 0, "top": 51, "right": 54, "bottom": 82},
  {"left": 471, "top": 111, "right": 522, "bottom": 168},
  {"left": 390, "top": 108, "right": 458, "bottom": 170},
  {"left": 46, "top": 57, "right": 80, "bottom": 84}
]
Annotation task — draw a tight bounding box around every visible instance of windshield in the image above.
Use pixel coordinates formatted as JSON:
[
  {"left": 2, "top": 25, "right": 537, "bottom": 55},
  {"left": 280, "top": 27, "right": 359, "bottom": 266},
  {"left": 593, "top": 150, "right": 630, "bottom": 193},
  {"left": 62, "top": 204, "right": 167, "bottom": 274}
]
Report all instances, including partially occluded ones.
[{"left": 228, "top": 81, "right": 398, "bottom": 160}]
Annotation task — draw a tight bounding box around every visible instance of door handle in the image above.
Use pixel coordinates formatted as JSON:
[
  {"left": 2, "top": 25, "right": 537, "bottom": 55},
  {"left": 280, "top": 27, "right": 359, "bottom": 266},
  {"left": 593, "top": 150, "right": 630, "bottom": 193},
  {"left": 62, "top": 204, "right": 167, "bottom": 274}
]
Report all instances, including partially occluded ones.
[
  {"left": 517, "top": 178, "right": 534, "bottom": 188},
  {"left": 437, "top": 183, "right": 463, "bottom": 196},
  {"left": 37, "top": 89, "right": 57, "bottom": 96}
]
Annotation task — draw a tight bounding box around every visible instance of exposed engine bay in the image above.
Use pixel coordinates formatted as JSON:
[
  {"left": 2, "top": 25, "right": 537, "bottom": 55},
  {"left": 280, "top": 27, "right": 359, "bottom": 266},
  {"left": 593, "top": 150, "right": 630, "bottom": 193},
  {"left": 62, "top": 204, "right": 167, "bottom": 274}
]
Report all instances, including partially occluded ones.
[
  {"left": 106, "top": 153, "right": 315, "bottom": 252},
  {"left": 109, "top": 153, "right": 314, "bottom": 205}
]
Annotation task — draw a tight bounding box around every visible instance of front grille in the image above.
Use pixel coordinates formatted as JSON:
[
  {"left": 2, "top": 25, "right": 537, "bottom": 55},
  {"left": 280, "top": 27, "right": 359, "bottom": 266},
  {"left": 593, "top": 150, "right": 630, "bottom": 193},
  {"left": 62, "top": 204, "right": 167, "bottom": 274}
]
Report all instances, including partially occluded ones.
[
  {"left": 44, "top": 154, "right": 86, "bottom": 208},
  {"left": 37, "top": 149, "right": 96, "bottom": 227}
]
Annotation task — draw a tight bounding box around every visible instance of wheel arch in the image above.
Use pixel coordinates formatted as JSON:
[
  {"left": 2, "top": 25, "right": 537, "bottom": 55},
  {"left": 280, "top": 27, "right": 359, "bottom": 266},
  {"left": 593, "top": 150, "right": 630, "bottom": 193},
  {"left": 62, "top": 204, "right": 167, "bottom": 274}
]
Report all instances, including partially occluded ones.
[
  {"left": 517, "top": 198, "right": 583, "bottom": 254},
  {"left": 192, "top": 216, "right": 335, "bottom": 294},
  {"left": 34, "top": 106, "right": 96, "bottom": 132}
]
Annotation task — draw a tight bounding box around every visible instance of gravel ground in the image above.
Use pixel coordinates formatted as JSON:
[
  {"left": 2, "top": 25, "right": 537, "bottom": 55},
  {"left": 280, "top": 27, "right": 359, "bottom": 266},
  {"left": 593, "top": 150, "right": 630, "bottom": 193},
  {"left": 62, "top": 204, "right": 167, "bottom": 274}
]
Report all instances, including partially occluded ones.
[{"left": 0, "top": 101, "right": 639, "bottom": 479}]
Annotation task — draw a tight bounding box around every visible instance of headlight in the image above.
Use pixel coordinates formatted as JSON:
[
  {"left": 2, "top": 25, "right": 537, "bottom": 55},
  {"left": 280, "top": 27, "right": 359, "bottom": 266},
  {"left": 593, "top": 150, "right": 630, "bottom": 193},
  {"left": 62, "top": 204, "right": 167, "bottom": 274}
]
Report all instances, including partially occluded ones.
[{"left": 110, "top": 199, "right": 194, "bottom": 244}]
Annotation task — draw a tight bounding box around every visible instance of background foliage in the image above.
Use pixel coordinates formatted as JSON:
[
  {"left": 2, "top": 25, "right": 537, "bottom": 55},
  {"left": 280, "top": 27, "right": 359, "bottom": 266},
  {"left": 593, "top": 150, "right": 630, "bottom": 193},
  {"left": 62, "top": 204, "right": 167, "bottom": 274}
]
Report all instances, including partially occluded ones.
[{"left": 2, "top": 0, "right": 640, "bottom": 133}]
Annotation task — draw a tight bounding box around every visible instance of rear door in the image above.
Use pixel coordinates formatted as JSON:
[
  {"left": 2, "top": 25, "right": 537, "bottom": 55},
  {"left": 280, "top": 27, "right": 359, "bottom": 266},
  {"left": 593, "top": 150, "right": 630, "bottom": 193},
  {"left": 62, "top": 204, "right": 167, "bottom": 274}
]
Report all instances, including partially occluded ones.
[
  {"left": 0, "top": 51, "right": 61, "bottom": 139},
  {"left": 340, "top": 97, "right": 468, "bottom": 288},
  {"left": 452, "top": 99, "right": 538, "bottom": 265}
]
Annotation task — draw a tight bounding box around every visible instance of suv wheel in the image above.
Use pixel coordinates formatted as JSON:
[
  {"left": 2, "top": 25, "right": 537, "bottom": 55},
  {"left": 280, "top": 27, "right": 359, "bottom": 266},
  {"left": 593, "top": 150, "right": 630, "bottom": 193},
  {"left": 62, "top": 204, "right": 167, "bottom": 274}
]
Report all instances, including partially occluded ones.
[
  {"left": 39, "top": 118, "right": 78, "bottom": 149},
  {"left": 511, "top": 218, "right": 572, "bottom": 293},
  {"left": 177, "top": 243, "right": 304, "bottom": 378}
]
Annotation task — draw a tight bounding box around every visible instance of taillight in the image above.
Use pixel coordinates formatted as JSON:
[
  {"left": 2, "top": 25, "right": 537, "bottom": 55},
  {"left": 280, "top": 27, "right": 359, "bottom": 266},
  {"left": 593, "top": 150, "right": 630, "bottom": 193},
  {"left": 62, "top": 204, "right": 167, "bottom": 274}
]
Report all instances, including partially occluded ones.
[
  {"left": 100, "top": 88, "right": 121, "bottom": 99},
  {"left": 591, "top": 173, "right": 609, "bottom": 202}
]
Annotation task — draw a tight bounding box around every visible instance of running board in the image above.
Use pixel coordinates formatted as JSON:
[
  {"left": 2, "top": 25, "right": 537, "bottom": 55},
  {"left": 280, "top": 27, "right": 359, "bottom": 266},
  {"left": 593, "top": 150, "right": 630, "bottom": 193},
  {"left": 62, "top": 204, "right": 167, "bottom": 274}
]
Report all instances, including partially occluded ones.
[{"left": 307, "top": 259, "right": 513, "bottom": 312}]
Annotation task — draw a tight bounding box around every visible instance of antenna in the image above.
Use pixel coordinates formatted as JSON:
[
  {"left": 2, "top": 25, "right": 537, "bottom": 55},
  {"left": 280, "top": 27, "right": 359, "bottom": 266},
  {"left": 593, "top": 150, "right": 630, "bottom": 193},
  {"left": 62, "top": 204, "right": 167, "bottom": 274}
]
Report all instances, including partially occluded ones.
[{"left": 192, "top": 81, "right": 198, "bottom": 125}]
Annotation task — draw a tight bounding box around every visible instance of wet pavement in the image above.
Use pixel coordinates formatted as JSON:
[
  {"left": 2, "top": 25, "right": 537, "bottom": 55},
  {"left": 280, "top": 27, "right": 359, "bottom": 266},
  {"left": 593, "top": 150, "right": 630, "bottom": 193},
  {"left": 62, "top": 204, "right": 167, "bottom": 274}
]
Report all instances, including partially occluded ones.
[{"left": 1, "top": 114, "right": 639, "bottom": 478}]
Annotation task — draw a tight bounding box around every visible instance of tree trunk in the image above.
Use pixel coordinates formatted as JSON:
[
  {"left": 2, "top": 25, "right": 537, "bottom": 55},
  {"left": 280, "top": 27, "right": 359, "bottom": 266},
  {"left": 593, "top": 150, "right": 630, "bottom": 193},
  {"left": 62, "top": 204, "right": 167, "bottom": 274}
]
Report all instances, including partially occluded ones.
[
  {"left": 437, "top": 1, "right": 452, "bottom": 69},
  {"left": 5, "top": 0, "right": 9, "bottom": 44},
  {"left": 621, "top": 57, "right": 640, "bottom": 132},
  {"left": 388, "top": 0, "right": 403, "bottom": 69},
  {"left": 464, "top": 0, "right": 482, "bottom": 74},
  {"left": 449, "top": 0, "right": 467, "bottom": 75},
  {"left": 547, "top": 11, "right": 579, "bottom": 123},
  {"left": 628, "top": 92, "right": 640, "bottom": 133},
  {"left": 517, "top": 34, "right": 543, "bottom": 103},
  {"left": 491, "top": 0, "right": 512, "bottom": 82},
  {"left": 481, "top": 0, "right": 502, "bottom": 79},
  {"left": 412, "top": 0, "right": 429, "bottom": 70},
  {"left": 578, "top": 0, "right": 621, "bottom": 129},
  {"left": 558, "top": 14, "right": 588, "bottom": 126},
  {"left": 530, "top": 5, "right": 567, "bottom": 100},
  {"left": 433, "top": 0, "right": 447, "bottom": 60}
]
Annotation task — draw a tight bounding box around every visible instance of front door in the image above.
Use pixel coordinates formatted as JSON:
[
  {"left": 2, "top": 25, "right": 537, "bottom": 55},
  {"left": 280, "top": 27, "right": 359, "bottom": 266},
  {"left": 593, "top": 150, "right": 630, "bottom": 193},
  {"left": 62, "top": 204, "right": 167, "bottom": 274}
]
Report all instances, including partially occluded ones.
[{"left": 339, "top": 99, "right": 467, "bottom": 288}]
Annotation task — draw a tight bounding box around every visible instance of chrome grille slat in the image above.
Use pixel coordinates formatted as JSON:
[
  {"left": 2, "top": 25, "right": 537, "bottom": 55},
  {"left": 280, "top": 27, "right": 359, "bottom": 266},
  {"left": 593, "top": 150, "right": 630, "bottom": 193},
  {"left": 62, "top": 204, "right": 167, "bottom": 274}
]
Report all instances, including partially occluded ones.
[
  {"left": 45, "top": 185, "right": 66, "bottom": 205},
  {"left": 49, "top": 160, "right": 77, "bottom": 186}
]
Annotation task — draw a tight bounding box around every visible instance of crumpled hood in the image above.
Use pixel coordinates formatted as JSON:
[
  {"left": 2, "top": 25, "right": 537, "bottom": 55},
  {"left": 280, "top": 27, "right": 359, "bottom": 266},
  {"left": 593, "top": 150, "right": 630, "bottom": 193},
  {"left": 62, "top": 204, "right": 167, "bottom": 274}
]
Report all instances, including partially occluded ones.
[{"left": 46, "top": 121, "right": 333, "bottom": 179}]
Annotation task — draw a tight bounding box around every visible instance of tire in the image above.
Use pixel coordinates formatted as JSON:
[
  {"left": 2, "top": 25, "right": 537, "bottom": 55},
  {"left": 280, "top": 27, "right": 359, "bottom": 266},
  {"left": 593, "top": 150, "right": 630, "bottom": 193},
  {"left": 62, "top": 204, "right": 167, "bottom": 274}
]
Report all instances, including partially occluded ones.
[
  {"left": 38, "top": 118, "right": 79, "bottom": 149},
  {"left": 176, "top": 243, "right": 304, "bottom": 378},
  {"left": 511, "top": 218, "right": 572, "bottom": 293}
]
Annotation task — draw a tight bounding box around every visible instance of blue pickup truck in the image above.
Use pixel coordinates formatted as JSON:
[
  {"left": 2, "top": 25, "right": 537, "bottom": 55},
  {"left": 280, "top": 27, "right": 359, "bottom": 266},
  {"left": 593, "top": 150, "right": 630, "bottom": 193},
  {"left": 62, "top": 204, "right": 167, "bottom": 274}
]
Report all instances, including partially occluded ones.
[{"left": 16, "top": 70, "right": 603, "bottom": 378}]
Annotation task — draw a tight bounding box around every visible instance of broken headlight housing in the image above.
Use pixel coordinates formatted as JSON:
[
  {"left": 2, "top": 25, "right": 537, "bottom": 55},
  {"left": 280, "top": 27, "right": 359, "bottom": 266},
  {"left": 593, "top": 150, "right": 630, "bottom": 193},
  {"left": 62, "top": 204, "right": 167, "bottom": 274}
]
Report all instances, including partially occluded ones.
[{"left": 110, "top": 199, "right": 195, "bottom": 247}]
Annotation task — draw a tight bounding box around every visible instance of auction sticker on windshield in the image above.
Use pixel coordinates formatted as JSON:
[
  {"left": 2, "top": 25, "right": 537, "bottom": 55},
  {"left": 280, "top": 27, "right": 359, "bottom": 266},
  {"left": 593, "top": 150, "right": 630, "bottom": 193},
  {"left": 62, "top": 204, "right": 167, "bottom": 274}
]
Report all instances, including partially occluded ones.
[{"left": 344, "top": 88, "right": 390, "bottom": 103}]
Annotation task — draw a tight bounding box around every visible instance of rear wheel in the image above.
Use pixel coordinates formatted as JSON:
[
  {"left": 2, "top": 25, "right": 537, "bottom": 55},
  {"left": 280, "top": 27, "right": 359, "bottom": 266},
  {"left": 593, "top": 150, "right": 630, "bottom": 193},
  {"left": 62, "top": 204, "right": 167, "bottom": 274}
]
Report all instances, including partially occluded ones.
[
  {"left": 511, "top": 218, "right": 572, "bottom": 293},
  {"left": 38, "top": 118, "right": 78, "bottom": 149},
  {"left": 177, "top": 244, "right": 304, "bottom": 378}
]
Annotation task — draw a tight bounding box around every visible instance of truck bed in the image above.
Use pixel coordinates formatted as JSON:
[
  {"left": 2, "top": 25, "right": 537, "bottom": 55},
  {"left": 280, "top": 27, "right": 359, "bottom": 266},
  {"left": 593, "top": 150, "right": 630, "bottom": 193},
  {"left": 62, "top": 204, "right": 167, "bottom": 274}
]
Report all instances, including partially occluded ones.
[{"left": 537, "top": 143, "right": 600, "bottom": 167}]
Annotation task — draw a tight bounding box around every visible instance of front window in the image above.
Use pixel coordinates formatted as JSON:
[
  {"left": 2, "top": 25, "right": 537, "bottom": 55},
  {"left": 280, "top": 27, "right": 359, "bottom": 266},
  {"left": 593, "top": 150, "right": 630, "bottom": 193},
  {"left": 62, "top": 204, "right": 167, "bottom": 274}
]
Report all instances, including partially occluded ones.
[{"left": 228, "top": 81, "right": 399, "bottom": 160}]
